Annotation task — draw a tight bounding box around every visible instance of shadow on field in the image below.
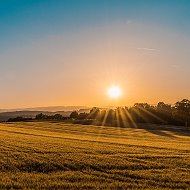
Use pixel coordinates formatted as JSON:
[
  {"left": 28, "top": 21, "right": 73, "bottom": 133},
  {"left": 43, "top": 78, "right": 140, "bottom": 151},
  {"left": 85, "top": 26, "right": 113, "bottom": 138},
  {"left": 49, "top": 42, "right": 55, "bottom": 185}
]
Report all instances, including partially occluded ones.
[
  {"left": 128, "top": 123, "right": 190, "bottom": 138},
  {"left": 145, "top": 129, "right": 176, "bottom": 138}
]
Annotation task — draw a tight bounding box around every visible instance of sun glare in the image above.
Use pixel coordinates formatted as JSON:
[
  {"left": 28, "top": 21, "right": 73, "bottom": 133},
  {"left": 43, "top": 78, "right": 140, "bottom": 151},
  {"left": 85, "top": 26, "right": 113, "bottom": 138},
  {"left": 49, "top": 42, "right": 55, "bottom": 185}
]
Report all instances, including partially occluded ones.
[{"left": 108, "top": 86, "right": 122, "bottom": 99}]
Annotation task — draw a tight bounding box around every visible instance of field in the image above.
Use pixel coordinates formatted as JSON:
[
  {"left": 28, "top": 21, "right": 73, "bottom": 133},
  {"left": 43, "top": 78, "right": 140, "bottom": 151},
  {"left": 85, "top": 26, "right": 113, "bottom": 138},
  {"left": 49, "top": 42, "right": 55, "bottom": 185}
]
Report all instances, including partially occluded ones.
[{"left": 0, "top": 122, "right": 190, "bottom": 190}]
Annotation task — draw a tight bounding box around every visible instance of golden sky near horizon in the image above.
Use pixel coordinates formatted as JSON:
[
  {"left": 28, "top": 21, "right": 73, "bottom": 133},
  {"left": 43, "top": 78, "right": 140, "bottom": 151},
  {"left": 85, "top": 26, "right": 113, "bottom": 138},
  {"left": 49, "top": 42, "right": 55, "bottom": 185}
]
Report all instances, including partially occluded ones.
[
  {"left": 0, "top": 1, "right": 190, "bottom": 109},
  {"left": 1, "top": 22, "right": 190, "bottom": 108}
]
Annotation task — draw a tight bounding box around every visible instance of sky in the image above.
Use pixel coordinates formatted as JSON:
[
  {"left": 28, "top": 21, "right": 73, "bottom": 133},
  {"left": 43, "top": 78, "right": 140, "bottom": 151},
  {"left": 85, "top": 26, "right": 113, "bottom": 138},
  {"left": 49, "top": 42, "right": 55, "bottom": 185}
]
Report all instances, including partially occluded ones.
[{"left": 0, "top": 0, "right": 190, "bottom": 108}]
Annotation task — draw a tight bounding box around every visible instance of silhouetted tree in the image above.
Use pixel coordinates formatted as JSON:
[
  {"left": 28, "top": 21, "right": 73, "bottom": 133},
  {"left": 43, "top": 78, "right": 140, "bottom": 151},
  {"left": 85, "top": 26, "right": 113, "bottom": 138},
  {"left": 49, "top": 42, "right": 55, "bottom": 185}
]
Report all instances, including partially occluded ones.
[
  {"left": 35, "top": 99, "right": 190, "bottom": 128},
  {"left": 53, "top": 114, "right": 63, "bottom": 120},
  {"left": 7, "top": 117, "right": 33, "bottom": 122},
  {"left": 106, "top": 109, "right": 116, "bottom": 125},
  {"left": 35, "top": 113, "right": 47, "bottom": 120},
  {"left": 175, "top": 99, "right": 190, "bottom": 113},
  {"left": 70, "top": 111, "right": 78, "bottom": 119},
  {"left": 157, "top": 102, "right": 171, "bottom": 111},
  {"left": 174, "top": 99, "right": 190, "bottom": 126},
  {"left": 88, "top": 107, "right": 100, "bottom": 119},
  {"left": 78, "top": 112, "right": 88, "bottom": 120}
]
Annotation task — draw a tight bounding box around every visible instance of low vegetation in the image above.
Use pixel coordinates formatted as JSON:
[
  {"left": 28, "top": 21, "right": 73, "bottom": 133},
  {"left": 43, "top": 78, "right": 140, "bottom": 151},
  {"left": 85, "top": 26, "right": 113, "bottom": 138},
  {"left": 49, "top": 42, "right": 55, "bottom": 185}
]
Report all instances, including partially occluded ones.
[
  {"left": 0, "top": 122, "right": 190, "bottom": 189},
  {"left": 70, "top": 99, "right": 190, "bottom": 127},
  {"left": 8, "top": 99, "right": 190, "bottom": 128},
  {"left": 28, "top": 99, "right": 190, "bottom": 128}
]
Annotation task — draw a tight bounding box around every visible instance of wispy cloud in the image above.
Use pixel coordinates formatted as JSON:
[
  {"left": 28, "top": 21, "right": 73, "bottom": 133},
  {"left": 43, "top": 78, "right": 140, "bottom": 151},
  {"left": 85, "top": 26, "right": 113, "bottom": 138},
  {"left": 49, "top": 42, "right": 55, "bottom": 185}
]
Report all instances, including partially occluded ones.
[
  {"left": 171, "top": 64, "right": 178, "bottom": 68},
  {"left": 126, "top": 19, "right": 133, "bottom": 24},
  {"left": 137, "top": 47, "right": 158, "bottom": 51}
]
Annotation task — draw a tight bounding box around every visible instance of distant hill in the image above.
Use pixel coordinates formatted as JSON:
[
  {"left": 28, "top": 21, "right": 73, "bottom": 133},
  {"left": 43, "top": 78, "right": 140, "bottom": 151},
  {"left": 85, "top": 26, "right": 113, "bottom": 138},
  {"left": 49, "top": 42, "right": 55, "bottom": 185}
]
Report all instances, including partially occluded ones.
[
  {"left": 0, "top": 106, "right": 91, "bottom": 121},
  {"left": 0, "top": 106, "right": 90, "bottom": 113},
  {"left": 0, "top": 111, "right": 66, "bottom": 121}
]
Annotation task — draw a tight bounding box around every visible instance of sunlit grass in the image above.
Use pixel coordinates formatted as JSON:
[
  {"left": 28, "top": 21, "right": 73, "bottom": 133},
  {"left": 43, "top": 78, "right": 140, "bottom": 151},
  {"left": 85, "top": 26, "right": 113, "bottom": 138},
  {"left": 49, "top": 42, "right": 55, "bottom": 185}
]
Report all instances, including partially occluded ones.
[{"left": 0, "top": 122, "right": 190, "bottom": 189}]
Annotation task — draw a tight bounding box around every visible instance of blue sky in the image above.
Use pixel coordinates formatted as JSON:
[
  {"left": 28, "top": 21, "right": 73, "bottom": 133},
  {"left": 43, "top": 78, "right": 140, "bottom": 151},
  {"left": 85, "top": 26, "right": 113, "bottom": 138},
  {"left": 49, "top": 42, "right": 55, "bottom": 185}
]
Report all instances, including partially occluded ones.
[
  {"left": 0, "top": 0, "right": 190, "bottom": 108},
  {"left": 1, "top": 0, "right": 190, "bottom": 50}
]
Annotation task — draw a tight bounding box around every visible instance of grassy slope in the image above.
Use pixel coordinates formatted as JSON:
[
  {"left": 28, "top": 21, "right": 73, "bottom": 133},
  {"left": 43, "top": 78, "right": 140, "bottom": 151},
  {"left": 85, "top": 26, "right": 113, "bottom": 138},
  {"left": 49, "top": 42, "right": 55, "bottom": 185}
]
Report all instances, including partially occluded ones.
[{"left": 0, "top": 122, "right": 190, "bottom": 190}]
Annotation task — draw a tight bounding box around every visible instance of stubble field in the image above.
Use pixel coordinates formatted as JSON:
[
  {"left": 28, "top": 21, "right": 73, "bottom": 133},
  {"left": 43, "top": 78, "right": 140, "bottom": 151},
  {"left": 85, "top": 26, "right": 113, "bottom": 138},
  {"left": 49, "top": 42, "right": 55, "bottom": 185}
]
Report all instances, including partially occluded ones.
[{"left": 0, "top": 122, "right": 190, "bottom": 189}]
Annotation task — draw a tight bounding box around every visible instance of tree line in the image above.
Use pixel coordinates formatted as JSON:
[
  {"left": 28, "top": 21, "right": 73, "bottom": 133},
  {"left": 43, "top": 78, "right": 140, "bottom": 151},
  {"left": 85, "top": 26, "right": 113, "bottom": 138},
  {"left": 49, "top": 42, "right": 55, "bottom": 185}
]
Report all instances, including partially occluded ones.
[
  {"left": 7, "top": 99, "right": 190, "bottom": 127},
  {"left": 69, "top": 99, "right": 190, "bottom": 127}
]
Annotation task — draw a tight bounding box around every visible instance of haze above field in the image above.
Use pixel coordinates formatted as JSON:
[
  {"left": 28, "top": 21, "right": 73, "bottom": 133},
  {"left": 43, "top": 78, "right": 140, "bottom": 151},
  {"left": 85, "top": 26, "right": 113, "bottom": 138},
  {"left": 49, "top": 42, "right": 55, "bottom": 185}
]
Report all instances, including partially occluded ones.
[
  {"left": 0, "top": 106, "right": 89, "bottom": 113},
  {"left": 0, "top": 0, "right": 190, "bottom": 108}
]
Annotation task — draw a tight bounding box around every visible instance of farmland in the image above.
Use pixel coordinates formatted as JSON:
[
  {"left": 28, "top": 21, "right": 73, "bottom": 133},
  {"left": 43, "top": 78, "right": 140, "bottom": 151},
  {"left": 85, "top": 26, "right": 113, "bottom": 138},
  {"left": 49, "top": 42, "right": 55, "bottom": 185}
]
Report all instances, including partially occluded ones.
[{"left": 0, "top": 122, "right": 190, "bottom": 189}]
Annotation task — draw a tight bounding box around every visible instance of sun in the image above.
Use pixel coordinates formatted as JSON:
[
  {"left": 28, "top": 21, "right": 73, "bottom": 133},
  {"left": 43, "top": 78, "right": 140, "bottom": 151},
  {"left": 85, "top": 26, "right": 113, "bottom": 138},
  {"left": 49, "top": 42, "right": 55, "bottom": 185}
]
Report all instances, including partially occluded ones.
[{"left": 108, "top": 86, "right": 122, "bottom": 99}]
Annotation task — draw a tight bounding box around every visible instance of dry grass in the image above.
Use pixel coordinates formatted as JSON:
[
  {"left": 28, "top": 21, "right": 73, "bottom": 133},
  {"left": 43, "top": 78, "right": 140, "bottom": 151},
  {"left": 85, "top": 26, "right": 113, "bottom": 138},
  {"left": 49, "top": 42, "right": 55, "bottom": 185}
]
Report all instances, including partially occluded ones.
[{"left": 0, "top": 122, "right": 190, "bottom": 189}]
